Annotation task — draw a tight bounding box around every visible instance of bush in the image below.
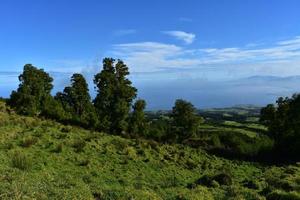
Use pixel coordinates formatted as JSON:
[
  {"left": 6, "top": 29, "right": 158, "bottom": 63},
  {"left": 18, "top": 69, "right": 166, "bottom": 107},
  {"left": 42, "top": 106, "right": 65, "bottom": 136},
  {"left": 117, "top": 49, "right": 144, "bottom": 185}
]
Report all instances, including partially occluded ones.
[
  {"left": 61, "top": 126, "right": 72, "bottom": 133},
  {"left": 193, "top": 172, "right": 233, "bottom": 188},
  {"left": 41, "top": 95, "right": 69, "bottom": 121},
  {"left": 243, "top": 179, "right": 260, "bottom": 190},
  {"left": 195, "top": 174, "right": 213, "bottom": 187},
  {"left": 213, "top": 172, "right": 233, "bottom": 186},
  {"left": 217, "top": 132, "right": 274, "bottom": 157},
  {"left": 266, "top": 190, "right": 300, "bottom": 200},
  {"left": 11, "top": 151, "right": 31, "bottom": 170},
  {"left": 72, "top": 139, "right": 86, "bottom": 153}
]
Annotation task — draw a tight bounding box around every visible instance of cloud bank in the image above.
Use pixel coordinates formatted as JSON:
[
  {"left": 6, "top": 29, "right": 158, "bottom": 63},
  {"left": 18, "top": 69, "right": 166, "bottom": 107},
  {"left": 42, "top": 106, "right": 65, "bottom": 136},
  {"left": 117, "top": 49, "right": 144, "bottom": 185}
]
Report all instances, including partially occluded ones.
[{"left": 110, "top": 36, "right": 300, "bottom": 79}]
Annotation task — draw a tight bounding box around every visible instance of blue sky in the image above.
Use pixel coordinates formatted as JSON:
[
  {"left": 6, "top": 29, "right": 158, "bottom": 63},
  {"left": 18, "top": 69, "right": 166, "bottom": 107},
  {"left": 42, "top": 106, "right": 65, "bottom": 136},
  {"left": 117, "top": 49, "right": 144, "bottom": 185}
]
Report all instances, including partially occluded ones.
[{"left": 1, "top": 0, "right": 300, "bottom": 109}]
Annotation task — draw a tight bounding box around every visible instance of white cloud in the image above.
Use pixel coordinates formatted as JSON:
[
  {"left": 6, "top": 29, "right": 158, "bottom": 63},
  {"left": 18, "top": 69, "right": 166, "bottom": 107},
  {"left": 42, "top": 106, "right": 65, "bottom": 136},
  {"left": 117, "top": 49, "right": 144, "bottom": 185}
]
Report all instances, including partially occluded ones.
[
  {"left": 110, "top": 36, "right": 300, "bottom": 78},
  {"left": 111, "top": 42, "right": 201, "bottom": 73},
  {"left": 163, "top": 31, "right": 196, "bottom": 44}
]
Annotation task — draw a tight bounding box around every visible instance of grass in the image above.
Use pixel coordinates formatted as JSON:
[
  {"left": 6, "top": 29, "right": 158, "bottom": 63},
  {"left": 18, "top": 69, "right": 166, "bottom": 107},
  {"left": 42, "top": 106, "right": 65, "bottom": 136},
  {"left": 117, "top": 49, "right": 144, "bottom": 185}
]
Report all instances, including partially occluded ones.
[
  {"left": 223, "top": 120, "right": 267, "bottom": 132},
  {"left": 0, "top": 102, "right": 299, "bottom": 199},
  {"left": 198, "top": 123, "right": 260, "bottom": 138},
  {"left": 11, "top": 150, "right": 32, "bottom": 170}
]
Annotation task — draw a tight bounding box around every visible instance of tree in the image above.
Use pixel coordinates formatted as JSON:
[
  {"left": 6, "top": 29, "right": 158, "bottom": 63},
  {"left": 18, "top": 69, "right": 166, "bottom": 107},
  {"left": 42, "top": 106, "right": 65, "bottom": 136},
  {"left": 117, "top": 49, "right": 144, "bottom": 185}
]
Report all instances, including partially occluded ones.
[
  {"left": 69, "top": 74, "right": 91, "bottom": 115},
  {"left": 259, "top": 104, "right": 276, "bottom": 126},
  {"left": 55, "top": 73, "right": 96, "bottom": 127},
  {"left": 93, "top": 58, "right": 137, "bottom": 134},
  {"left": 129, "top": 99, "right": 148, "bottom": 136},
  {"left": 8, "top": 64, "right": 53, "bottom": 116},
  {"left": 41, "top": 95, "right": 69, "bottom": 121},
  {"left": 171, "top": 99, "right": 202, "bottom": 142},
  {"left": 260, "top": 94, "right": 300, "bottom": 160}
]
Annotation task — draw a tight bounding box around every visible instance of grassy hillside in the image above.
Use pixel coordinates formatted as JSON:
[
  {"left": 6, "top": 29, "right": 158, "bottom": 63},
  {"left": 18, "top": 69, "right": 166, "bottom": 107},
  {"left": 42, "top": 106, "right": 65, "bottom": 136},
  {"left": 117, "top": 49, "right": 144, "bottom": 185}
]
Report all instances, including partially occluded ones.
[
  {"left": 0, "top": 102, "right": 300, "bottom": 200},
  {"left": 199, "top": 105, "right": 261, "bottom": 123}
]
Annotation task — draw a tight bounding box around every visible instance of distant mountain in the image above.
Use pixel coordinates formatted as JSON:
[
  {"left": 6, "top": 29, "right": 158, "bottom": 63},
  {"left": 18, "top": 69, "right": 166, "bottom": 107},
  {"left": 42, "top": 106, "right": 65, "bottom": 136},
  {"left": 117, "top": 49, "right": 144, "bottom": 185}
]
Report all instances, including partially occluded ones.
[{"left": 243, "top": 75, "right": 300, "bottom": 81}]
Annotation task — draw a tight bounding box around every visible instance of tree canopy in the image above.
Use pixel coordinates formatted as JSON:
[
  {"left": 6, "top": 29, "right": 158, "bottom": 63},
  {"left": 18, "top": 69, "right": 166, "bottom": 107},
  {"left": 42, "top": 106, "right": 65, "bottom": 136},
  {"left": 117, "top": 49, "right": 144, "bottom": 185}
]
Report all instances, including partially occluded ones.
[
  {"left": 171, "top": 99, "right": 202, "bottom": 142},
  {"left": 55, "top": 73, "right": 97, "bottom": 127},
  {"left": 8, "top": 64, "right": 53, "bottom": 116},
  {"left": 260, "top": 94, "right": 300, "bottom": 159},
  {"left": 129, "top": 99, "right": 148, "bottom": 136},
  {"left": 94, "top": 58, "right": 137, "bottom": 134}
]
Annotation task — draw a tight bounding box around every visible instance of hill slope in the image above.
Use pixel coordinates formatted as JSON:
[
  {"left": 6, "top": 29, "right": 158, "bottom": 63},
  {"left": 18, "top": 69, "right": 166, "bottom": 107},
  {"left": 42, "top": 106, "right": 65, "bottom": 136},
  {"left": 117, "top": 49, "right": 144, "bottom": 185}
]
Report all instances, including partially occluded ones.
[{"left": 0, "top": 102, "right": 299, "bottom": 200}]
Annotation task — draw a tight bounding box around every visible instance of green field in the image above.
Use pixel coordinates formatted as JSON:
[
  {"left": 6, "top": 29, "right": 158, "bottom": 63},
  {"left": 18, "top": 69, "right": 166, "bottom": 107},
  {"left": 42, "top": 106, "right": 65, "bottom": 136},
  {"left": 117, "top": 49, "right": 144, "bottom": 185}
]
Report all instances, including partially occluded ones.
[{"left": 0, "top": 102, "right": 299, "bottom": 199}]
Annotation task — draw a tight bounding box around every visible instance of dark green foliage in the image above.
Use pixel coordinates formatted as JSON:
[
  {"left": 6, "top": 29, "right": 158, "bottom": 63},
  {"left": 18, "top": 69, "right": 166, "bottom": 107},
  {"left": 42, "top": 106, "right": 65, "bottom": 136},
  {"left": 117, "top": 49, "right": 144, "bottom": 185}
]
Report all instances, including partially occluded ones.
[
  {"left": 129, "top": 99, "right": 148, "bottom": 136},
  {"left": 61, "top": 125, "right": 72, "bottom": 133},
  {"left": 8, "top": 64, "right": 53, "bottom": 116},
  {"left": 72, "top": 139, "right": 86, "bottom": 153},
  {"left": 260, "top": 104, "right": 276, "bottom": 126},
  {"left": 266, "top": 190, "right": 300, "bottom": 200},
  {"left": 68, "top": 74, "right": 91, "bottom": 116},
  {"left": 55, "top": 73, "right": 97, "bottom": 127},
  {"left": 213, "top": 172, "right": 233, "bottom": 186},
  {"left": 260, "top": 94, "right": 300, "bottom": 159},
  {"left": 218, "top": 132, "right": 274, "bottom": 157},
  {"left": 194, "top": 175, "right": 213, "bottom": 187},
  {"left": 93, "top": 58, "right": 137, "bottom": 134},
  {"left": 171, "top": 99, "right": 202, "bottom": 142},
  {"left": 148, "top": 116, "right": 171, "bottom": 142},
  {"left": 243, "top": 179, "right": 260, "bottom": 189},
  {"left": 41, "top": 95, "right": 69, "bottom": 121},
  {"left": 193, "top": 172, "right": 232, "bottom": 188}
]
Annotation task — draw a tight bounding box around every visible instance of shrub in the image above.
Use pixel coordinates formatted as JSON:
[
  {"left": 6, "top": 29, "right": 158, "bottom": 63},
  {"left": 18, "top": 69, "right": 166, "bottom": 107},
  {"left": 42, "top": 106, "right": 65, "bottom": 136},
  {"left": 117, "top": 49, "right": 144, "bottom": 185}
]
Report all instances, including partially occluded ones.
[
  {"left": 196, "top": 174, "right": 213, "bottom": 187},
  {"left": 266, "top": 190, "right": 300, "bottom": 200},
  {"left": 213, "top": 172, "right": 233, "bottom": 186},
  {"left": 243, "top": 179, "right": 260, "bottom": 190},
  {"left": 61, "top": 126, "right": 72, "bottom": 133},
  {"left": 193, "top": 172, "right": 233, "bottom": 188},
  {"left": 11, "top": 151, "right": 31, "bottom": 170},
  {"left": 72, "top": 139, "right": 86, "bottom": 153}
]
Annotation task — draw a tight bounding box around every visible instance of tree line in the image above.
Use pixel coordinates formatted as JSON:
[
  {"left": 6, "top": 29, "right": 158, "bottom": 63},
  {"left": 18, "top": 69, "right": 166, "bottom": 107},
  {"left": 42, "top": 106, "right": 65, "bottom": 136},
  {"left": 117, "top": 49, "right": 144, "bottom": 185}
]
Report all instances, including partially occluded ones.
[
  {"left": 6, "top": 58, "right": 300, "bottom": 161},
  {"left": 7, "top": 58, "right": 201, "bottom": 142},
  {"left": 260, "top": 95, "right": 300, "bottom": 160}
]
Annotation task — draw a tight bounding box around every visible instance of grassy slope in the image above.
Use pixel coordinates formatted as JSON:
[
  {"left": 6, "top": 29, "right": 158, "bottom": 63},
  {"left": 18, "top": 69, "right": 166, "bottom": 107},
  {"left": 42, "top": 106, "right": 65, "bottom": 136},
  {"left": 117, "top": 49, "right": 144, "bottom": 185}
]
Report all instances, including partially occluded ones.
[{"left": 0, "top": 103, "right": 299, "bottom": 200}]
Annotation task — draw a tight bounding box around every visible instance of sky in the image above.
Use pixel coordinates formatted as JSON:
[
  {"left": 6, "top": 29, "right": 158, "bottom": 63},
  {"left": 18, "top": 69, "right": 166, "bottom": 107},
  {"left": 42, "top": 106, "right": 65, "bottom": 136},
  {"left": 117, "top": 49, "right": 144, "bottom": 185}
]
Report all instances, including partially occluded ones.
[{"left": 1, "top": 0, "right": 300, "bottom": 109}]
